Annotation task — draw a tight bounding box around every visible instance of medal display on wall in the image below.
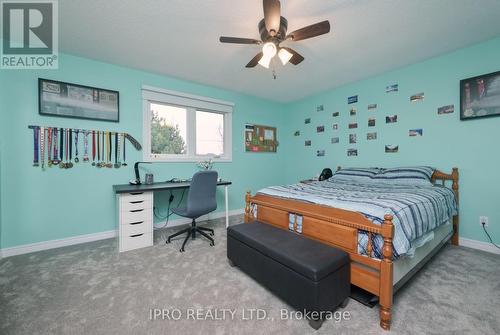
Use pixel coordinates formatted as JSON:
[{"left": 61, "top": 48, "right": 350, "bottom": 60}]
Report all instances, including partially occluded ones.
[{"left": 28, "top": 125, "right": 141, "bottom": 172}]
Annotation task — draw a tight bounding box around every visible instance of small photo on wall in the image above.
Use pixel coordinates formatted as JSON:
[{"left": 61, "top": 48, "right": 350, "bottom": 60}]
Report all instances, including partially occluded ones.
[
  {"left": 367, "top": 132, "right": 377, "bottom": 140},
  {"left": 438, "top": 104, "right": 454, "bottom": 115},
  {"left": 331, "top": 137, "right": 339, "bottom": 144},
  {"left": 410, "top": 92, "right": 425, "bottom": 102},
  {"left": 409, "top": 128, "right": 423, "bottom": 136},
  {"left": 349, "top": 133, "right": 357, "bottom": 144},
  {"left": 368, "top": 118, "right": 376, "bottom": 127},
  {"left": 332, "top": 112, "right": 340, "bottom": 117},
  {"left": 348, "top": 122, "right": 358, "bottom": 129},
  {"left": 386, "top": 115, "right": 398, "bottom": 123},
  {"left": 350, "top": 107, "right": 357, "bottom": 116},
  {"left": 317, "top": 125, "right": 325, "bottom": 133},
  {"left": 386, "top": 84, "right": 399, "bottom": 93},
  {"left": 333, "top": 123, "right": 339, "bottom": 130},
  {"left": 347, "top": 149, "right": 358, "bottom": 157},
  {"left": 348, "top": 95, "right": 358, "bottom": 104},
  {"left": 316, "top": 150, "right": 325, "bottom": 157},
  {"left": 385, "top": 145, "right": 399, "bottom": 153},
  {"left": 368, "top": 104, "right": 377, "bottom": 110},
  {"left": 305, "top": 118, "right": 311, "bottom": 124},
  {"left": 305, "top": 140, "right": 312, "bottom": 146},
  {"left": 293, "top": 130, "right": 300, "bottom": 136},
  {"left": 317, "top": 105, "right": 324, "bottom": 112}
]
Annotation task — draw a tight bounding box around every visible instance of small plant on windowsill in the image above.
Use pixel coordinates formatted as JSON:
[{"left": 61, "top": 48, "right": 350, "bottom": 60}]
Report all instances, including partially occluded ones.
[{"left": 197, "top": 158, "right": 214, "bottom": 170}]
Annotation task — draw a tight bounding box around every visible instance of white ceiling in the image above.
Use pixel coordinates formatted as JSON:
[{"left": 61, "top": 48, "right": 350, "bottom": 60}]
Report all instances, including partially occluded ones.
[{"left": 60, "top": 0, "right": 500, "bottom": 103}]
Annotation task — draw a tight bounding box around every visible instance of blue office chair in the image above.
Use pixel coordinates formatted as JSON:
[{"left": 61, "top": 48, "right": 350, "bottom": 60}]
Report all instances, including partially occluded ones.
[{"left": 166, "top": 170, "right": 218, "bottom": 252}]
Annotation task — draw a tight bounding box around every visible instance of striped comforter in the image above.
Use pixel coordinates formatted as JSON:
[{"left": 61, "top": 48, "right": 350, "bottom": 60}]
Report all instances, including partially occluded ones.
[{"left": 258, "top": 179, "right": 458, "bottom": 258}]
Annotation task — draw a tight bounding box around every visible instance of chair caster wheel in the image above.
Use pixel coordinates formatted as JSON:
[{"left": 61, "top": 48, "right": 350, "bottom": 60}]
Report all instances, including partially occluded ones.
[
  {"left": 180, "top": 248, "right": 184, "bottom": 252},
  {"left": 166, "top": 240, "right": 171, "bottom": 244},
  {"left": 210, "top": 242, "right": 215, "bottom": 247},
  {"left": 210, "top": 232, "right": 214, "bottom": 236}
]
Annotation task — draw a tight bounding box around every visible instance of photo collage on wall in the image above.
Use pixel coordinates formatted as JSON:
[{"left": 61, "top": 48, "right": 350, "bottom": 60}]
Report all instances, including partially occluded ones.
[{"left": 297, "top": 80, "right": 456, "bottom": 158}]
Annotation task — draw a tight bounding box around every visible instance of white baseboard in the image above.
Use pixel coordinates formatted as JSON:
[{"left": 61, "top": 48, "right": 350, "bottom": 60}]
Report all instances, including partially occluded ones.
[
  {"left": 0, "top": 209, "right": 244, "bottom": 259},
  {"left": 459, "top": 237, "right": 500, "bottom": 255},
  {"left": 0, "top": 230, "right": 117, "bottom": 258}
]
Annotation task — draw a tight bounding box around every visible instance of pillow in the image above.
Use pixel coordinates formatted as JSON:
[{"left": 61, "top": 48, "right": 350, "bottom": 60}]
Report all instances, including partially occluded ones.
[
  {"left": 371, "top": 166, "right": 435, "bottom": 186},
  {"left": 329, "top": 167, "right": 383, "bottom": 183}
]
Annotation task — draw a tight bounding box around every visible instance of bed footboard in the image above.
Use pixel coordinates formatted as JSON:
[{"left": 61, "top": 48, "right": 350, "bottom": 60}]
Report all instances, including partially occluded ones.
[
  {"left": 244, "top": 168, "right": 459, "bottom": 331},
  {"left": 245, "top": 192, "right": 395, "bottom": 330}
]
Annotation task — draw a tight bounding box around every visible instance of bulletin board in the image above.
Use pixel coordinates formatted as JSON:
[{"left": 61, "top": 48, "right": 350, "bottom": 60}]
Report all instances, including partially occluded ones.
[{"left": 244, "top": 124, "right": 278, "bottom": 153}]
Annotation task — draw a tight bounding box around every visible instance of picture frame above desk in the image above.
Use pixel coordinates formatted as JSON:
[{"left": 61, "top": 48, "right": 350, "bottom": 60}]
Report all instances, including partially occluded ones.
[{"left": 39, "top": 78, "right": 120, "bottom": 122}]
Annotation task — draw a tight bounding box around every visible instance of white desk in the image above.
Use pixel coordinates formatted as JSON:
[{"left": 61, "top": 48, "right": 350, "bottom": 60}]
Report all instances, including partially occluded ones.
[{"left": 113, "top": 181, "right": 232, "bottom": 252}]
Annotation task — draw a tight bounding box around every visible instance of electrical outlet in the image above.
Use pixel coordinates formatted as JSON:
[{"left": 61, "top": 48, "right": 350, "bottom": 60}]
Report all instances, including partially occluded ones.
[{"left": 479, "top": 216, "right": 489, "bottom": 227}]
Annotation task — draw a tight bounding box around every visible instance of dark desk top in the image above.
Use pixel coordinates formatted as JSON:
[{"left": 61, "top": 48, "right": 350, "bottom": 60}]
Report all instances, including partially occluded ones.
[{"left": 113, "top": 180, "right": 232, "bottom": 194}]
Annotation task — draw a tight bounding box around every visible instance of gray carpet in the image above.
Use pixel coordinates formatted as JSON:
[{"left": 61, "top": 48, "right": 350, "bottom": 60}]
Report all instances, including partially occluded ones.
[{"left": 1, "top": 215, "right": 499, "bottom": 335}]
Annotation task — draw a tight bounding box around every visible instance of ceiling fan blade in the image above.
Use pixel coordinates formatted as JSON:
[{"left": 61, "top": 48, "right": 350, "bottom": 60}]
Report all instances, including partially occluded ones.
[
  {"left": 263, "top": 0, "right": 281, "bottom": 35},
  {"left": 281, "top": 47, "right": 304, "bottom": 65},
  {"left": 219, "top": 36, "right": 261, "bottom": 44},
  {"left": 286, "top": 20, "right": 330, "bottom": 41},
  {"left": 246, "top": 52, "right": 264, "bottom": 68}
]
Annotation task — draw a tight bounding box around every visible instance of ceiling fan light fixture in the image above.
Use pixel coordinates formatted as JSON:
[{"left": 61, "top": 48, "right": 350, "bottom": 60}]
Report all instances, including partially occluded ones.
[
  {"left": 262, "top": 42, "right": 277, "bottom": 58},
  {"left": 278, "top": 48, "right": 293, "bottom": 65},
  {"left": 258, "top": 55, "right": 272, "bottom": 68}
]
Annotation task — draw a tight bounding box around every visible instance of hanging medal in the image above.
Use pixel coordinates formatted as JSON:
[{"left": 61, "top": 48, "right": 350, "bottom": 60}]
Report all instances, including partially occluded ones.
[
  {"left": 101, "top": 130, "right": 105, "bottom": 168},
  {"left": 47, "top": 128, "right": 53, "bottom": 167},
  {"left": 108, "top": 131, "right": 113, "bottom": 168},
  {"left": 59, "top": 128, "right": 65, "bottom": 169},
  {"left": 53, "top": 128, "right": 60, "bottom": 165},
  {"left": 96, "top": 131, "right": 100, "bottom": 167},
  {"left": 114, "top": 132, "right": 121, "bottom": 168},
  {"left": 33, "top": 126, "right": 40, "bottom": 167},
  {"left": 67, "top": 129, "right": 73, "bottom": 169},
  {"left": 97, "top": 131, "right": 102, "bottom": 168},
  {"left": 122, "top": 133, "right": 127, "bottom": 166},
  {"left": 74, "top": 129, "right": 79, "bottom": 163},
  {"left": 64, "top": 129, "right": 69, "bottom": 168},
  {"left": 104, "top": 131, "right": 108, "bottom": 168},
  {"left": 83, "top": 131, "right": 89, "bottom": 162},
  {"left": 100, "top": 131, "right": 105, "bottom": 168},
  {"left": 92, "top": 131, "right": 97, "bottom": 166},
  {"left": 40, "top": 127, "right": 45, "bottom": 170},
  {"left": 105, "top": 131, "right": 110, "bottom": 168}
]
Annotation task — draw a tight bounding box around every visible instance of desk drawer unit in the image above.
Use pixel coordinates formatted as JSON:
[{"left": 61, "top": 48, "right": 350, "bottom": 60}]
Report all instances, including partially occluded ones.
[{"left": 118, "top": 192, "right": 153, "bottom": 252}]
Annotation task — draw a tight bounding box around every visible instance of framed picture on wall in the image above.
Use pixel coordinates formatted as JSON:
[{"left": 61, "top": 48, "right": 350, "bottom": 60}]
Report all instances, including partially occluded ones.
[
  {"left": 460, "top": 70, "right": 500, "bottom": 120},
  {"left": 39, "top": 78, "right": 120, "bottom": 122}
]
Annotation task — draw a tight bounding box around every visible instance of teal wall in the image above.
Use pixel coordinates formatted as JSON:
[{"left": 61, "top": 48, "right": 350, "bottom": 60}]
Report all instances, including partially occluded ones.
[
  {"left": 281, "top": 36, "right": 500, "bottom": 244},
  {"left": 1, "top": 37, "right": 499, "bottom": 250},
  {"left": 0, "top": 53, "right": 287, "bottom": 248}
]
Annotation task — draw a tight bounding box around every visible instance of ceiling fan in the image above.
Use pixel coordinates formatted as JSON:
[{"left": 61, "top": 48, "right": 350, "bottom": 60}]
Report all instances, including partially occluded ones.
[{"left": 219, "top": 0, "right": 330, "bottom": 69}]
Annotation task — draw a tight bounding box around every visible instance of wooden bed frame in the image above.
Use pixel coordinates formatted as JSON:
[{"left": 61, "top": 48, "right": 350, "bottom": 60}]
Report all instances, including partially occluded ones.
[{"left": 244, "top": 168, "right": 459, "bottom": 330}]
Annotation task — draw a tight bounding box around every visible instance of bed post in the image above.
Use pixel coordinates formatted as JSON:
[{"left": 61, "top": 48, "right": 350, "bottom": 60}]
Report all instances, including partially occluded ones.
[
  {"left": 451, "top": 168, "right": 459, "bottom": 246},
  {"left": 245, "top": 191, "right": 251, "bottom": 223},
  {"left": 379, "top": 214, "right": 394, "bottom": 330}
]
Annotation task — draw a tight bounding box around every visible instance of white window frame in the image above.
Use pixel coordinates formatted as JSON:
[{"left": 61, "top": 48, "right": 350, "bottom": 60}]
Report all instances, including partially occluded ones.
[{"left": 142, "top": 85, "right": 233, "bottom": 162}]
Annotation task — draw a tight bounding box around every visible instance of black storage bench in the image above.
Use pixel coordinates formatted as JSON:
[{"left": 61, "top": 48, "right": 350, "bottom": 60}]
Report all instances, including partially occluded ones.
[{"left": 227, "top": 221, "right": 350, "bottom": 329}]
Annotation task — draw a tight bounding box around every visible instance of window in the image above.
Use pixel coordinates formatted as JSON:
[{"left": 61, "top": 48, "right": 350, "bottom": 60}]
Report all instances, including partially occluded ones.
[
  {"left": 195, "top": 110, "right": 224, "bottom": 156},
  {"left": 142, "top": 86, "right": 233, "bottom": 162}
]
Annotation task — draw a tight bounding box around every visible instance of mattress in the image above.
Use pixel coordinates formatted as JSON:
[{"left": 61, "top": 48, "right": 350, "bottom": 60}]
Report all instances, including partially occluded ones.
[{"left": 258, "top": 179, "right": 457, "bottom": 259}]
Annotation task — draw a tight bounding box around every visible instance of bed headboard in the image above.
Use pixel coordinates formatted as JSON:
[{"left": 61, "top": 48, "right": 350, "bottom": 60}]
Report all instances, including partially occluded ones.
[{"left": 431, "top": 168, "right": 459, "bottom": 202}]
